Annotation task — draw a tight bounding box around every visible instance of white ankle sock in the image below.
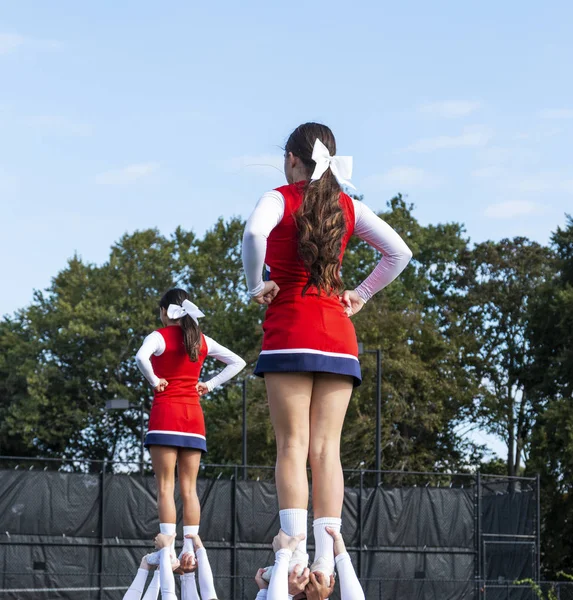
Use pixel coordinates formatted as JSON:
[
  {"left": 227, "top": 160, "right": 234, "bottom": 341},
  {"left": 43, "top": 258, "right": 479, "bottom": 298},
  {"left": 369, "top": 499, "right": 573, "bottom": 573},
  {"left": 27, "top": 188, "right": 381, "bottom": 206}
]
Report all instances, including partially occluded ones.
[
  {"left": 313, "top": 517, "right": 341, "bottom": 564},
  {"left": 279, "top": 509, "right": 307, "bottom": 554},
  {"left": 160, "top": 522, "right": 176, "bottom": 554},
  {"left": 182, "top": 525, "right": 200, "bottom": 556}
]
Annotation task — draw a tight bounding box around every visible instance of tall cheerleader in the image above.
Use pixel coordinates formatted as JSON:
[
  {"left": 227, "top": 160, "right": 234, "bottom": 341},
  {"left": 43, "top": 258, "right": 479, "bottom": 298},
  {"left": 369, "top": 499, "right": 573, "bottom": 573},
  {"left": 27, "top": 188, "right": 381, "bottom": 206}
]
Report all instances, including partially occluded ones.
[
  {"left": 136, "top": 288, "right": 246, "bottom": 563},
  {"left": 242, "top": 123, "right": 412, "bottom": 577}
]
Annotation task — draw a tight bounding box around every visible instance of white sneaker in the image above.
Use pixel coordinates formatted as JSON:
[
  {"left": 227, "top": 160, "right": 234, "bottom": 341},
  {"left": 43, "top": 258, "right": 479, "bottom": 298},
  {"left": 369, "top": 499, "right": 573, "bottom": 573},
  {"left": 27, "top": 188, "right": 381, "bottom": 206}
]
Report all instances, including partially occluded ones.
[
  {"left": 310, "top": 556, "right": 335, "bottom": 578},
  {"left": 145, "top": 551, "right": 179, "bottom": 567},
  {"left": 261, "top": 550, "right": 309, "bottom": 582}
]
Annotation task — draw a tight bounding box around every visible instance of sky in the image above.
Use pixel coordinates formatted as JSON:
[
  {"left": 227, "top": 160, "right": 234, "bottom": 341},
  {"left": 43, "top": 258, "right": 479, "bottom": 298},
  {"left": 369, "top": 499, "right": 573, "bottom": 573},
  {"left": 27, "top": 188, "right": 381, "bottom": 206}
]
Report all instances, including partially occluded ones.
[{"left": 1, "top": 1, "right": 572, "bottom": 455}]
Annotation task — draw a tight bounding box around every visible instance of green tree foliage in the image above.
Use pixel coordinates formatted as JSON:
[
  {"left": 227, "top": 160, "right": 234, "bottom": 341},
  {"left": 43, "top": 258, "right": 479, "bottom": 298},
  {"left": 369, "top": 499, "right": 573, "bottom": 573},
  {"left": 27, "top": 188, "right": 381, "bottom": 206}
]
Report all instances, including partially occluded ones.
[
  {"left": 451, "top": 238, "right": 555, "bottom": 477},
  {"left": 0, "top": 196, "right": 480, "bottom": 475},
  {"left": 527, "top": 216, "right": 573, "bottom": 575}
]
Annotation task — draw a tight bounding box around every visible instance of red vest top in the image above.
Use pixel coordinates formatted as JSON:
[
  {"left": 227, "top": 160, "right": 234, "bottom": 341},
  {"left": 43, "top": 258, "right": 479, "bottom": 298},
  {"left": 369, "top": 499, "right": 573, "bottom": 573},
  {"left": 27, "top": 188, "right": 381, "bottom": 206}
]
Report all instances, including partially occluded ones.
[
  {"left": 150, "top": 326, "right": 208, "bottom": 403},
  {"left": 265, "top": 182, "right": 355, "bottom": 294}
]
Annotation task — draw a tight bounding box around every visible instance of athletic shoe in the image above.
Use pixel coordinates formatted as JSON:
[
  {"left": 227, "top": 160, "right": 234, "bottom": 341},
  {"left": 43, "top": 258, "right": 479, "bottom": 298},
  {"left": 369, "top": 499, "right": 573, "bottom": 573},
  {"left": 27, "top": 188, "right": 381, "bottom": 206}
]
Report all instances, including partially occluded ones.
[{"left": 310, "top": 556, "right": 335, "bottom": 578}]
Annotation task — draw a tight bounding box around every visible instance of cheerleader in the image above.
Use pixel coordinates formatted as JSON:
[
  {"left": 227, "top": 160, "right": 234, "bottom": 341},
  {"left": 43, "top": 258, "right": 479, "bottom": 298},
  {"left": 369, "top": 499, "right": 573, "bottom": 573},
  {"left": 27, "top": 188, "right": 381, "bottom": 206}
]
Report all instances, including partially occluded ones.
[
  {"left": 242, "top": 123, "right": 412, "bottom": 578},
  {"left": 136, "top": 288, "right": 246, "bottom": 560}
]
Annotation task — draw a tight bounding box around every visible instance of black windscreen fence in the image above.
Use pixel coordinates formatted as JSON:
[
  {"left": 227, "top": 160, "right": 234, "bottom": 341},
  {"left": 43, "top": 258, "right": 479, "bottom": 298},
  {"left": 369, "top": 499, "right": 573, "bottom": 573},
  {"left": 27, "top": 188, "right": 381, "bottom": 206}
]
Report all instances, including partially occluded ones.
[{"left": 0, "top": 460, "right": 540, "bottom": 599}]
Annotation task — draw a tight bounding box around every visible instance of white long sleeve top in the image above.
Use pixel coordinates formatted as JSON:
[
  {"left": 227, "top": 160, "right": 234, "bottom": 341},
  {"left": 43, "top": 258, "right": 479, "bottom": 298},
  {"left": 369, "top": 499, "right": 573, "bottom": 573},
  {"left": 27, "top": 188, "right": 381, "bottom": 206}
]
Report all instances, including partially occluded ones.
[
  {"left": 242, "top": 191, "right": 412, "bottom": 300},
  {"left": 135, "top": 333, "right": 246, "bottom": 390}
]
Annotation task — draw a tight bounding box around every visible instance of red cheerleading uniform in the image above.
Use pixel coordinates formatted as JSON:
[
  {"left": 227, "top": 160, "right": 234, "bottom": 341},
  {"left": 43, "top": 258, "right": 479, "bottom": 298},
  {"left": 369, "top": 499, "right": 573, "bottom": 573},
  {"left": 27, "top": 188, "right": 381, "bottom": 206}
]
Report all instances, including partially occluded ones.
[
  {"left": 254, "top": 182, "right": 362, "bottom": 385},
  {"left": 145, "top": 326, "right": 208, "bottom": 451}
]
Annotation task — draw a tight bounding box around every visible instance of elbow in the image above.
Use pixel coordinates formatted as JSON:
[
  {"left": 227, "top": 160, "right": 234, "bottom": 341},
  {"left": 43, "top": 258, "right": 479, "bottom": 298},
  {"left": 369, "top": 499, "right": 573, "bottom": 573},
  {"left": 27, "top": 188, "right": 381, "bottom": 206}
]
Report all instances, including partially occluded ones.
[
  {"left": 403, "top": 245, "right": 413, "bottom": 264},
  {"left": 238, "top": 358, "right": 247, "bottom": 372}
]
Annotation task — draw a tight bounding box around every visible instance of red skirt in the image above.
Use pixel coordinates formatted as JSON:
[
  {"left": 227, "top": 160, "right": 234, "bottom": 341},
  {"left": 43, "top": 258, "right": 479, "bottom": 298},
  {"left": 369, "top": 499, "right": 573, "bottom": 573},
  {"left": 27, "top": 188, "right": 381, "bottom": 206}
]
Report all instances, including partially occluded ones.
[
  {"left": 145, "top": 397, "right": 207, "bottom": 452},
  {"left": 254, "top": 289, "right": 362, "bottom": 386}
]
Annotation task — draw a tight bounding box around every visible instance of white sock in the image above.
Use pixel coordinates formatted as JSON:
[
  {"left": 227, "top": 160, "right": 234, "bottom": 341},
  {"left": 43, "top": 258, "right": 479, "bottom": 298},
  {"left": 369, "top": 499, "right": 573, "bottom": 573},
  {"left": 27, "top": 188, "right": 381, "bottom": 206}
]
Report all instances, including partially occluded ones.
[
  {"left": 313, "top": 517, "right": 341, "bottom": 564},
  {"left": 279, "top": 509, "right": 307, "bottom": 554},
  {"left": 182, "top": 525, "right": 200, "bottom": 556},
  {"left": 160, "top": 522, "right": 176, "bottom": 554}
]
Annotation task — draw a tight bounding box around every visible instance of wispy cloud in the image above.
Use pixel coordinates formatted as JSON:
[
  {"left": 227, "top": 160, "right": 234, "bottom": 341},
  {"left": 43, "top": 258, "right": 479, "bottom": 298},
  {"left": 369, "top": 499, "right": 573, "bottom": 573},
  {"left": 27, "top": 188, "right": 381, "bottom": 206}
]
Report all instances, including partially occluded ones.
[
  {"left": 227, "top": 154, "right": 284, "bottom": 177},
  {"left": 484, "top": 201, "right": 545, "bottom": 219},
  {"left": 22, "top": 115, "right": 92, "bottom": 136},
  {"left": 0, "top": 32, "right": 62, "bottom": 55},
  {"left": 364, "top": 166, "right": 443, "bottom": 191},
  {"left": 419, "top": 100, "right": 481, "bottom": 118},
  {"left": 95, "top": 163, "right": 159, "bottom": 185},
  {"left": 404, "top": 125, "right": 493, "bottom": 152},
  {"left": 539, "top": 108, "right": 573, "bottom": 120}
]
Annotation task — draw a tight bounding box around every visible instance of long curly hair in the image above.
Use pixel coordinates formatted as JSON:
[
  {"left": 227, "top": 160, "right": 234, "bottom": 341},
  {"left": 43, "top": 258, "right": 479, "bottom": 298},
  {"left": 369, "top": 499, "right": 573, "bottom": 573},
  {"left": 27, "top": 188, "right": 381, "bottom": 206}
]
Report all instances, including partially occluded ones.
[{"left": 286, "top": 122, "right": 346, "bottom": 295}]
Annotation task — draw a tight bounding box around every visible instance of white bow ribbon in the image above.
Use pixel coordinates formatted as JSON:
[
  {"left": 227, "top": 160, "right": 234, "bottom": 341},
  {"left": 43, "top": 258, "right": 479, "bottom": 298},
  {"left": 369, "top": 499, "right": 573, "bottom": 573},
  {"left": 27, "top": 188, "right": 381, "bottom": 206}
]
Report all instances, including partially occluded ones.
[
  {"left": 166, "top": 299, "right": 205, "bottom": 324},
  {"left": 310, "top": 138, "right": 355, "bottom": 189}
]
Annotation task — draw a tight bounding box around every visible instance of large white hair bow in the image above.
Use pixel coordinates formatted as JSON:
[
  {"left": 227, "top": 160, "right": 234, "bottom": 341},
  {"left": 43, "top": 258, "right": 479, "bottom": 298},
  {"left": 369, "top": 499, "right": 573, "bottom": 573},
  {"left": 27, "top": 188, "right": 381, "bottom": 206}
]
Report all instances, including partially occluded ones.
[
  {"left": 310, "top": 138, "right": 355, "bottom": 189},
  {"left": 167, "top": 299, "right": 205, "bottom": 324}
]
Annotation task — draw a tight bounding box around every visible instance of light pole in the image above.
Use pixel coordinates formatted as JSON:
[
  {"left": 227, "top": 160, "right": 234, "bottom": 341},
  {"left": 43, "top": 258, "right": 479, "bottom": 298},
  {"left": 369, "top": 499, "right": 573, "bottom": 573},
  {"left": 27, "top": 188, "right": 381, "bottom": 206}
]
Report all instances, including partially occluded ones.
[
  {"left": 104, "top": 398, "right": 146, "bottom": 474},
  {"left": 357, "top": 343, "right": 382, "bottom": 485}
]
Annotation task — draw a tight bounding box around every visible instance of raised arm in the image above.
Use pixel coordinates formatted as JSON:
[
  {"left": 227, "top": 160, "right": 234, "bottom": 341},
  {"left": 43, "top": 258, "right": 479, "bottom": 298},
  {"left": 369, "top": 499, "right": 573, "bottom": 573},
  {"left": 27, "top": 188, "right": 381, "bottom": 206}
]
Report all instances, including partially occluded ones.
[
  {"left": 196, "top": 546, "right": 218, "bottom": 600},
  {"left": 352, "top": 200, "right": 413, "bottom": 303},
  {"left": 141, "top": 570, "right": 160, "bottom": 600},
  {"left": 266, "top": 549, "right": 291, "bottom": 600},
  {"left": 202, "top": 336, "right": 246, "bottom": 392},
  {"left": 122, "top": 556, "right": 151, "bottom": 600},
  {"left": 159, "top": 548, "right": 178, "bottom": 600},
  {"left": 242, "top": 191, "right": 285, "bottom": 297},
  {"left": 135, "top": 332, "right": 165, "bottom": 388}
]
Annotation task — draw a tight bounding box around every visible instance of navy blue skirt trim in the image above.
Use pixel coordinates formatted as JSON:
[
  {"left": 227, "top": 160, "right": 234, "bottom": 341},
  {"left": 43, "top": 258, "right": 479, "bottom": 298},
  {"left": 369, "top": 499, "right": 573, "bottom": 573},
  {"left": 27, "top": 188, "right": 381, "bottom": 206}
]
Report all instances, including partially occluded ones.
[
  {"left": 254, "top": 351, "right": 362, "bottom": 387},
  {"left": 144, "top": 431, "right": 207, "bottom": 452}
]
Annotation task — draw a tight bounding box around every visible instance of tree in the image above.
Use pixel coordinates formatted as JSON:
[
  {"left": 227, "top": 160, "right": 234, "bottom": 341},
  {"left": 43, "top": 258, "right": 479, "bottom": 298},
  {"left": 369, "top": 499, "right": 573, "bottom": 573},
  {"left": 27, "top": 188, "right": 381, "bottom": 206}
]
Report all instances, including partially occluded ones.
[{"left": 452, "top": 238, "right": 555, "bottom": 477}]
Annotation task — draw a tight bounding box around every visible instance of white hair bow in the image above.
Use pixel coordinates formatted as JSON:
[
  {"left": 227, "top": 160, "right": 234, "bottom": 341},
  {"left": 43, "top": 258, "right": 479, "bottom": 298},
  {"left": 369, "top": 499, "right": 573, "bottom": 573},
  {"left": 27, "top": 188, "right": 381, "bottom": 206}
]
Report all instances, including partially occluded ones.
[
  {"left": 310, "top": 138, "right": 355, "bottom": 189},
  {"left": 166, "top": 299, "right": 205, "bottom": 324}
]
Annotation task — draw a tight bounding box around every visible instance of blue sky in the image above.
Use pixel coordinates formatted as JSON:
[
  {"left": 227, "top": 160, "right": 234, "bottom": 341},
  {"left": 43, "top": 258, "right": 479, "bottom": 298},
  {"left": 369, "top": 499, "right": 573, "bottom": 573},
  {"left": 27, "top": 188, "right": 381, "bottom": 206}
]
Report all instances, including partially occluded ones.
[
  {"left": 2, "top": 1, "right": 572, "bottom": 318},
  {"left": 2, "top": 1, "right": 571, "bottom": 458}
]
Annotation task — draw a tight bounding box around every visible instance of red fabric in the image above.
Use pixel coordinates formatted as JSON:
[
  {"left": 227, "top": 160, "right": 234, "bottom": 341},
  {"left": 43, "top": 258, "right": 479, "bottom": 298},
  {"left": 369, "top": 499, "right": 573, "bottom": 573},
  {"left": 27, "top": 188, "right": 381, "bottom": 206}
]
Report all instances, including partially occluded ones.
[
  {"left": 261, "top": 182, "right": 359, "bottom": 357},
  {"left": 147, "top": 326, "right": 207, "bottom": 437}
]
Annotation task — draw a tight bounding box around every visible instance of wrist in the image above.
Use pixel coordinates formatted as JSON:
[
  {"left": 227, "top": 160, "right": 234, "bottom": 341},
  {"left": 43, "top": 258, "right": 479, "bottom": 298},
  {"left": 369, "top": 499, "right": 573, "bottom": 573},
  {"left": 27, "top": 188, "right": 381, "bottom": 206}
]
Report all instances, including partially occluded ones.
[
  {"left": 249, "top": 281, "right": 265, "bottom": 298},
  {"left": 354, "top": 287, "right": 369, "bottom": 304}
]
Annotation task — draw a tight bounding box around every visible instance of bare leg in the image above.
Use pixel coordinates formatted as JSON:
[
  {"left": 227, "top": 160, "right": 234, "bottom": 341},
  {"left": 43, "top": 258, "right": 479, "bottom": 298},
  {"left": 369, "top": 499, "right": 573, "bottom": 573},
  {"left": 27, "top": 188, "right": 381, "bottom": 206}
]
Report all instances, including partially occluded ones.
[
  {"left": 178, "top": 448, "right": 202, "bottom": 526},
  {"left": 308, "top": 373, "right": 353, "bottom": 518},
  {"left": 150, "top": 446, "right": 178, "bottom": 524},
  {"left": 265, "top": 372, "right": 313, "bottom": 510}
]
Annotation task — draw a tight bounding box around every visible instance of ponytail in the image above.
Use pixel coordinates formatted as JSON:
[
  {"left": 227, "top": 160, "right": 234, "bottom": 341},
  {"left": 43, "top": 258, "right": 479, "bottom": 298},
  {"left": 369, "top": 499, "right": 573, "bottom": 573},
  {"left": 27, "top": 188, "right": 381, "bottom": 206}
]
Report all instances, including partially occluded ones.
[
  {"left": 179, "top": 314, "right": 201, "bottom": 362},
  {"left": 159, "top": 288, "right": 202, "bottom": 362}
]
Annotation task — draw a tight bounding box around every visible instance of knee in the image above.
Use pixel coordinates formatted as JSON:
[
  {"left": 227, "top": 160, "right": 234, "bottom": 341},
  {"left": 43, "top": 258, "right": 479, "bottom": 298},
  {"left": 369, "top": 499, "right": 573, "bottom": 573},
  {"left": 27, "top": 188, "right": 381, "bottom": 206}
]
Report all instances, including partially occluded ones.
[
  {"left": 156, "top": 479, "right": 175, "bottom": 497},
  {"left": 308, "top": 438, "right": 340, "bottom": 469},
  {"left": 276, "top": 434, "right": 309, "bottom": 460}
]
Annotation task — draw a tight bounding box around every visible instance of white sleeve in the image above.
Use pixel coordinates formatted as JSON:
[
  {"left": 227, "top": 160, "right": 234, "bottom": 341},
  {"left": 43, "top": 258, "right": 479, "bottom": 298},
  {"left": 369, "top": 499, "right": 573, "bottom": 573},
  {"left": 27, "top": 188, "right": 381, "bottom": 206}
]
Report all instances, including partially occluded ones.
[
  {"left": 196, "top": 546, "right": 218, "bottom": 599},
  {"left": 352, "top": 200, "right": 413, "bottom": 302},
  {"left": 159, "top": 548, "right": 177, "bottom": 600},
  {"left": 122, "top": 568, "right": 148, "bottom": 600},
  {"left": 242, "top": 191, "right": 285, "bottom": 297},
  {"left": 181, "top": 573, "right": 200, "bottom": 600},
  {"left": 203, "top": 336, "right": 246, "bottom": 392},
  {"left": 141, "top": 570, "right": 160, "bottom": 600},
  {"left": 267, "top": 549, "right": 291, "bottom": 600},
  {"left": 256, "top": 591, "right": 268, "bottom": 600},
  {"left": 335, "top": 552, "right": 365, "bottom": 600},
  {"left": 135, "top": 332, "right": 166, "bottom": 388}
]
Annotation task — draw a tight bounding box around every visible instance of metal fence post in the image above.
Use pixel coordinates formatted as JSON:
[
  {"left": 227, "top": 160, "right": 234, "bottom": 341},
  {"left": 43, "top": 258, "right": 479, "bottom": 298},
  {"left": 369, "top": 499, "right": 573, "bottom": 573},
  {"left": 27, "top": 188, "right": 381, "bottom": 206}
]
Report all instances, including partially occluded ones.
[
  {"left": 99, "top": 459, "right": 106, "bottom": 600},
  {"left": 232, "top": 466, "right": 238, "bottom": 600},
  {"left": 242, "top": 380, "right": 247, "bottom": 481},
  {"left": 359, "top": 469, "right": 364, "bottom": 579},
  {"left": 536, "top": 473, "right": 541, "bottom": 582},
  {"left": 375, "top": 349, "right": 382, "bottom": 486},
  {"left": 476, "top": 471, "right": 482, "bottom": 596}
]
